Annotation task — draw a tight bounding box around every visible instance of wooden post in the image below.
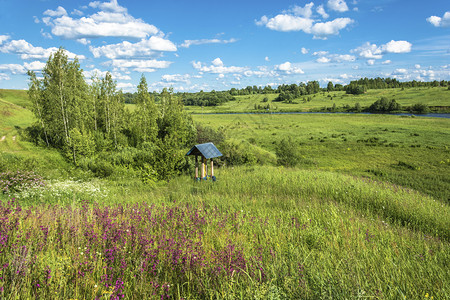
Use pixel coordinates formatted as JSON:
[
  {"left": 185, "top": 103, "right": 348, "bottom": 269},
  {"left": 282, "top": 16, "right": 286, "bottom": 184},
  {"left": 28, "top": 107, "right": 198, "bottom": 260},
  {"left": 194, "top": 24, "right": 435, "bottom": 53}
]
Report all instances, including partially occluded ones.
[
  {"left": 195, "top": 156, "right": 198, "bottom": 179},
  {"left": 210, "top": 159, "right": 214, "bottom": 177},
  {"left": 201, "top": 156, "right": 206, "bottom": 179}
]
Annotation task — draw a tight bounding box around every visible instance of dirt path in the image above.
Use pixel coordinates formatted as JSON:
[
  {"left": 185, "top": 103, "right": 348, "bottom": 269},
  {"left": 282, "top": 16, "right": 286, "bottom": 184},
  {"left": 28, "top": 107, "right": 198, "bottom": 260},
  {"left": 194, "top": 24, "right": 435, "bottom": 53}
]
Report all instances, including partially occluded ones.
[{"left": 0, "top": 136, "right": 5, "bottom": 142}]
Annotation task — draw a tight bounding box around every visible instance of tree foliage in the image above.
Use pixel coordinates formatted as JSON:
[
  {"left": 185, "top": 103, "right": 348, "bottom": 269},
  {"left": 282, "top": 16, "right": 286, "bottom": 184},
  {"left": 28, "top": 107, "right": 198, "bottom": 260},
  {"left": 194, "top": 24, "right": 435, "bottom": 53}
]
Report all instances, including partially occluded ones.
[{"left": 27, "top": 50, "right": 195, "bottom": 180}]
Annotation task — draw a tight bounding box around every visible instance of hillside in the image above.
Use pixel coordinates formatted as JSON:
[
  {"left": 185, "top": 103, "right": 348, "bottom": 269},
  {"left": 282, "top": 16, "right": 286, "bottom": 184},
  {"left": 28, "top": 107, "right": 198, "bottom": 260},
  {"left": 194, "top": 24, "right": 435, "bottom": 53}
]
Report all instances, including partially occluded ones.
[
  {"left": 0, "top": 88, "right": 449, "bottom": 299},
  {"left": 183, "top": 87, "right": 450, "bottom": 113}
]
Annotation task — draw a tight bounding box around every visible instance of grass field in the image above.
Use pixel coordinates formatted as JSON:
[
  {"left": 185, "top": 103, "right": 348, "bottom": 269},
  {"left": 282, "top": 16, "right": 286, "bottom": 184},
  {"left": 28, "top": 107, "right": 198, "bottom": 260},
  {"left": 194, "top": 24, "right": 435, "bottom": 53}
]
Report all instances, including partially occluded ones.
[
  {"left": 183, "top": 87, "right": 450, "bottom": 113},
  {"left": 0, "top": 88, "right": 449, "bottom": 299}
]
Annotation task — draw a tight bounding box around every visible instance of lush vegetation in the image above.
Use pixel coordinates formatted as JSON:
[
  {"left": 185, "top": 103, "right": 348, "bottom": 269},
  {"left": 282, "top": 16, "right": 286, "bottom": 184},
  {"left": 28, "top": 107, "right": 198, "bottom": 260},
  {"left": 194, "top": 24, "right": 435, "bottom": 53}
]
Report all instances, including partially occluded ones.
[
  {"left": 26, "top": 48, "right": 195, "bottom": 181},
  {"left": 0, "top": 55, "right": 448, "bottom": 299}
]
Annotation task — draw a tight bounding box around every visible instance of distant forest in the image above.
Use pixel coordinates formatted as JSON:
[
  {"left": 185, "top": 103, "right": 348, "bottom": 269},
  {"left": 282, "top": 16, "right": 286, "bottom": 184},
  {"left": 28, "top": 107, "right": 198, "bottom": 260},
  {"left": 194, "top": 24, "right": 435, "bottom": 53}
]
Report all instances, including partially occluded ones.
[{"left": 122, "top": 78, "right": 449, "bottom": 107}]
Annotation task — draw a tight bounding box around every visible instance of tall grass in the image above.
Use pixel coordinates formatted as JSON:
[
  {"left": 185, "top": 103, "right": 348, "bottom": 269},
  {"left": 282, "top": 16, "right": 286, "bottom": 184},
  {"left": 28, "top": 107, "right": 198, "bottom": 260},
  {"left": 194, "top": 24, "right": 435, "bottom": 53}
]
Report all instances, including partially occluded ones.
[{"left": 0, "top": 166, "right": 448, "bottom": 299}]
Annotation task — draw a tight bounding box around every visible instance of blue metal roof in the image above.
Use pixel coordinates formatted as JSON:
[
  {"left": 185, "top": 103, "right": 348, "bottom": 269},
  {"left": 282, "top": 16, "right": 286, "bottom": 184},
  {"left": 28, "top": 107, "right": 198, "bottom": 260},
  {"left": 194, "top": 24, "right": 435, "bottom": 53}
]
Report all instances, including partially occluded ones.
[{"left": 186, "top": 142, "right": 222, "bottom": 159}]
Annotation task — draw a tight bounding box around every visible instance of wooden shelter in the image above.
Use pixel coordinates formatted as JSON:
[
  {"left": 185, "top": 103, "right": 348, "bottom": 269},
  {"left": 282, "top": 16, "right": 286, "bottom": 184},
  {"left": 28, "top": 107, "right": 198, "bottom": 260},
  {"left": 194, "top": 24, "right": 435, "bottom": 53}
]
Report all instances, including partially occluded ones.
[{"left": 186, "top": 142, "right": 222, "bottom": 181}]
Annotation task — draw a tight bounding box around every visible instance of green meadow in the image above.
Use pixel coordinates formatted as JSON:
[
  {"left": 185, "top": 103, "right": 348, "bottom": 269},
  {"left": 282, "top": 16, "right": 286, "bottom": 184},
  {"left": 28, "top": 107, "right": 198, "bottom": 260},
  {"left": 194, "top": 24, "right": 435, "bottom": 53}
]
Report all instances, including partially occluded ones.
[
  {"left": 0, "top": 88, "right": 449, "bottom": 299},
  {"left": 184, "top": 87, "right": 450, "bottom": 113}
]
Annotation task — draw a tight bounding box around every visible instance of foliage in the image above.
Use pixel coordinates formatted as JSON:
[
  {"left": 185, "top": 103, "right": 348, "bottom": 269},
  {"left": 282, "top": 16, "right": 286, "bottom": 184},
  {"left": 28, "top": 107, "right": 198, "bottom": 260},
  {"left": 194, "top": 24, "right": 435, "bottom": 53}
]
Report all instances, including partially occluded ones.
[
  {"left": 409, "top": 103, "right": 430, "bottom": 114},
  {"left": 275, "top": 137, "right": 302, "bottom": 167},
  {"left": 345, "top": 84, "right": 366, "bottom": 95},
  {"left": 368, "top": 97, "right": 402, "bottom": 112}
]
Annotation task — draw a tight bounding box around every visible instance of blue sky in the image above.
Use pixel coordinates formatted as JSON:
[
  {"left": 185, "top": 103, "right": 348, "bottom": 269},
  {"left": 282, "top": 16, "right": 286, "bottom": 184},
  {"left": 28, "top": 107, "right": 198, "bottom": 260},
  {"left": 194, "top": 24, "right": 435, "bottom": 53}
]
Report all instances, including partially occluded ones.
[{"left": 0, "top": 0, "right": 449, "bottom": 92}]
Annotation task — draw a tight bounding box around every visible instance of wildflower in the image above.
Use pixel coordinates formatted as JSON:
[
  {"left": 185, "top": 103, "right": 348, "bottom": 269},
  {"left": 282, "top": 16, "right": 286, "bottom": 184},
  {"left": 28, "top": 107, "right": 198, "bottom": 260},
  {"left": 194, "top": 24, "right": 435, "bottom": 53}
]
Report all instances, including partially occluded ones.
[{"left": 425, "top": 293, "right": 429, "bottom": 298}]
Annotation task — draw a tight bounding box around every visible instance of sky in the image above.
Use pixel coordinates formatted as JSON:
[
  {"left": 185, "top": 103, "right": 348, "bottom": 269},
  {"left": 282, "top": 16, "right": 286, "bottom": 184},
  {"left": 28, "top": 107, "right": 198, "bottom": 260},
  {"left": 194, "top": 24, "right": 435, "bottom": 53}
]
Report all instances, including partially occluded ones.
[{"left": 0, "top": 0, "right": 449, "bottom": 92}]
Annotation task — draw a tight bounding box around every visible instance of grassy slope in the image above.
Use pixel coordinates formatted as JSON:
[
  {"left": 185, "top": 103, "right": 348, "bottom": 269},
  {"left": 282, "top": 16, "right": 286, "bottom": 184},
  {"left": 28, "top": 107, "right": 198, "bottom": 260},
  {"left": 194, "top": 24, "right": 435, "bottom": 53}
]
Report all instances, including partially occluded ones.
[
  {"left": 183, "top": 87, "right": 450, "bottom": 113},
  {"left": 194, "top": 113, "right": 450, "bottom": 201},
  {"left": 0, "top": 89, "right": 76, "bottom": 179},
  {"left": 0, "top": 88, "right": 448, "bottom": 298}
]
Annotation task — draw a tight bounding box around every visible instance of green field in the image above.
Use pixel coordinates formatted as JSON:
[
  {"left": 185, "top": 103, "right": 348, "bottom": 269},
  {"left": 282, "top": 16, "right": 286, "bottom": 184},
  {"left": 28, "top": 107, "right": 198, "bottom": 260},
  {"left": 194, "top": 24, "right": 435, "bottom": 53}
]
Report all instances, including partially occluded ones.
[
  {"left": 183, "top": 87, "right": 450, "bottom": 113},
  {"left": 0, "top": 89, "right": 449, "bottom": 299}
]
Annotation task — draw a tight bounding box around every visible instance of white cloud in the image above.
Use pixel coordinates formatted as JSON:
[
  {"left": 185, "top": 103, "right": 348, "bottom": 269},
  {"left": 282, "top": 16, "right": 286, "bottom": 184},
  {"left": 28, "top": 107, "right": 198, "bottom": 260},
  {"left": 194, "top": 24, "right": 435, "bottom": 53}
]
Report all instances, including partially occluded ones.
[
  {"left": 313, "top": 51, "right": 355, "bottom": 63},
  {"left": 192, "top": 59, "right": 247, "bottom": 74},
  {"left": 161, "top": 74, "right": 191, "bottom": 83},
  {"left": 382, "top": 60, "right": 392, "bottom": 64},
  {"left": 301, "top": 47, "right": 309, "bottom": 54},
  {"left": 0, "top": 64, "right": 26, "bottom": 74},
  {"left": 0, "top": 73, "right": 10, "bottom": 81},
  {"left": 351, "top": 42, "right": 383, "bottom": 59},
  {"left": 327, "top": 0, "right": 349, "bottom": 12},
  {"left": 43, "top": 6, "right": 68, "bottom": 17},
  {"left": 33, "top": 16, "right": 40, "bottom": 24},
  {"left": 23, "top": 61, "right": 47, "bottom": 71},
  {"left": 217, "top": 74, "right": 225, "bottom": 79},
  {"left": 212, "top": 58, "right": 223, "bottom": 67},
  {"left": 257, "top": 14, "right": 313, "bottom": 32},
  {"left": 83, "top": 69, "right": 131, "bottom": 80},
  {"left": 0, "top": 35, "right": 9, "bottom": 45},
  {"left": 392, "top": 68, "right": 408, "bottom": 75},
  {"left": 265, "top": 56, "right": 270, "bottom": 61},
  {"left": 90, "top": 36, "right": 176, "bottom": 59},
  {"left": 287, "top": 2, "right": 314, "bottom": 18},
  {"left": 40, "top": 29, "right": 52, "bottom": 39},
  {"left": 367, "top": 59, "right": 375, "bottom": 65},
  {"left": 0, "top": 39, "right": 85, "bottom": 60},
  {"left": 109, "top": 59, "right": 172, "bottom": 72},
  {"left": 276, "top": 61, "right": 304, "bottom": 74},
  {"left": 43, "top": 1, "right": 159, "bottom": 40},
  {"left": 351, "top": 40, "right": 412, "bottom": 60},
  {"left": 382, "top": 40, "right": 412, "bottom": 53},
  {"left": 256, "top": 6, "right": 354, "bottom": 39},
  {"left": 116, "top": 82, "right": 134, "bottom": 91},
  {"left": 71, "top": 9, "right": 84, "bottom": 16},
  {"left": 415, "top": 64, "right": 421, "bottom": 69},
  {"left": 317, "top": 5, "right": 329, "bottom": 19},
  {"left": 180, "top": 38, "right": 237, "bottom": 48},
  {"left": 89, "top": 0, "right": 127, "bottom": 13},
  {"left": 310, "top": 18, "right": 354, "bottom": 39},
  {"left": 77, "top": 38, "right": 91, "bottom": 45},
  {"left": 426, "top": 12, "right": 450, "bottom": 27},
  {"left": 317, "top": 57, "right": 331, "bottom": 63}
]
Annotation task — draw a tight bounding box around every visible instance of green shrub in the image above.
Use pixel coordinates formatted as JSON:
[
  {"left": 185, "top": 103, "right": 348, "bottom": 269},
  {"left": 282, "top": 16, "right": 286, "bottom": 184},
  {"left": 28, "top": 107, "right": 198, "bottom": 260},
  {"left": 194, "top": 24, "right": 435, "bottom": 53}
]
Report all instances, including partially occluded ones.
[{"left": 275, "top": 137, "right": 301, "bottom": 167}]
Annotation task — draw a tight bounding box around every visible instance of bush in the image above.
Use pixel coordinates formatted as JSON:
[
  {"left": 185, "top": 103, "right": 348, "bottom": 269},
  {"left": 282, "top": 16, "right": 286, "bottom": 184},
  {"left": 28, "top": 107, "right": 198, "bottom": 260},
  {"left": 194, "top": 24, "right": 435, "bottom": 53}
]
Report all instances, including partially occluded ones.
[
  {"left": 409, "top": 103, "right": 430, "bottom": 114},
  {"left": 275, "top": 137, "right": 301, "bottom": 167},
  {"left": 368, "top": 97, "right": 401, "bottom": 112}
]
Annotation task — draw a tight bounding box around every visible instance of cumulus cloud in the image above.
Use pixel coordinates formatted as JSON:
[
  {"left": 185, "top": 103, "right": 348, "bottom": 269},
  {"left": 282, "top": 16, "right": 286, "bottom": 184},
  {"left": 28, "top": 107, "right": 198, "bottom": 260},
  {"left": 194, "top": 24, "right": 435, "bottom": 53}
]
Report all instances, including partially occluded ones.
[
  {"left": 310, "top": 18, "right": 354, "bottom": 39},
  {"left": 367, "top": 60, "right": 375, "bottom": 65},
  {"left": 301, "top": 47, "right": 309, "bottom": 54},
  {"left": 265, "top": 56, "right": 270, "bottom": 61},
  {"left": 0, "top": 39, "right": 85, "bottom": 60},
  {"left": 351, "top": 40, "right": 412, "bottom": 61},
  {"left": 0, "top": 35, "right": 10, "bottom": 45},
  {"left": 192, "top": 58, "right": 247, "bottom": 74},
  {"left": 327, "top": 0, "right": 349, "bottom": 12},
  {"left": 256, "top": 14, "right": 313, "bottom": 32},
  {"left": 180, "top": 38, "right": 237, "bottom": 48},
  {"left": 83, "top": 69, "right": 131, "bottom": 80},
  {"left": 90, "top": 36, "right": 177, "bottom": 59},
  {"left": 382, "top": 40, "right": 412, "bottom": 53},
  {"left": 43, "top": 6, "right": 68, "bottom": 17},
  {"left": 426, "top": 12, "right": 450, "bottom": 27},
  {"left": 256, "top": 4, "right": 353, "bottom": 39},
  {"left": 161, "top": 74, "right": 191, "bottom": 83},
  {"left": 42, "top": 0, "right": 159, "bottom": 39},
  {"left": 287, "top": 2, "right": 314, "bottom": 18},
  {"left": 276, "top": 61, "right": 304, "bottom": 74},
  {"left": 317, "top": 5, "right": 329, "bottom": 19},
  {"left": 313, "top": 51, "right": 355, "bottom": 63},
  {"left": 109, "top": 59, "right": 172, "bottom": 72},
  {"left": 382, "top": 60, "right": 392, "bottom": 64},
  {"left": 0, "top": 64, "right": 26, "bottom": 75}
]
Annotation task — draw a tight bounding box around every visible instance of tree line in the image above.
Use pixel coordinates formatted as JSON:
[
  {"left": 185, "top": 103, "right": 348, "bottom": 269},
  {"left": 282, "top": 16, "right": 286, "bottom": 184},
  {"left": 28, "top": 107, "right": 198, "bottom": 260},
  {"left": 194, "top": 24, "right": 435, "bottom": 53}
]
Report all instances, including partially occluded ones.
[{"left": 27, "top": 48, "right": 195, "bottom": 180}]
